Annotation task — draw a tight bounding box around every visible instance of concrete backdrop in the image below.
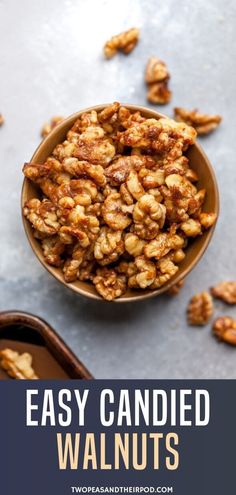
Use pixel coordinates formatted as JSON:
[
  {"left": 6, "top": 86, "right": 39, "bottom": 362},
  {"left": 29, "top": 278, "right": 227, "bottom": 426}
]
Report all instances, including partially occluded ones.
[{"left": 0, "top": 0, "right": 235, "bottom": 378}]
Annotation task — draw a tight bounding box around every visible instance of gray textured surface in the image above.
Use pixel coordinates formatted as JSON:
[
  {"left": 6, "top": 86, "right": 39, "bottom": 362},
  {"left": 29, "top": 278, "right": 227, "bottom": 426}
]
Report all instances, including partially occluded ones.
[{"left": 0, "top": 0, "right": 235, "bottom": 378}]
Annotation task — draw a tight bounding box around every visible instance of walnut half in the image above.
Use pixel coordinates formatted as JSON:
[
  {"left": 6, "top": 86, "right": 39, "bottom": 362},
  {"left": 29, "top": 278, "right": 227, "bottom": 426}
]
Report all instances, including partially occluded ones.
[
  {"left": 174, "top": 108, "right": 222, "bottom": 135},
  {"left": 213, "top": 316, "right": 236, "bottom": 346},
  {"left": 145, "top": 57, "right": 171, "bottom": 105},
  {"left": 211, "top": 281, "right": 236, "bottom": 304},
  {"left": 0, "top": 349, "right": 39, "bottom": 379},
  {"left": 187, "top": 291, "right": 214, "bottom": 326},
  {"left": 104, "top": 28, "right": 139, "bottom": 59}
]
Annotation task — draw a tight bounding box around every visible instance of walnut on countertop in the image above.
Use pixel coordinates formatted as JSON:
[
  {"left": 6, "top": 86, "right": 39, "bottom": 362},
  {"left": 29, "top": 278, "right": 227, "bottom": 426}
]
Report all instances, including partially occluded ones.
[
  {"left": 213, "top": 316, "right": 236, "bottom": 345},
  {"left": 0, "top": 349, "right": 38, "bottom": 379},
  {"left": 174, "top": 108, "right": 222, "bottom": 135},
  {"left": 145, "top": 57, "right": 171, "bottom": 105},
  {"left": 187, "top": 291, "right": 214, "bottom": 326},
  {"left": 41, "top": 116, "right": 64, "bottom": 138},
  {"left": 104, "top": 28, "right": 139, "bottom": 59},
  {"left": 211, "top": 281, "right": 236, "bottom": 304}
]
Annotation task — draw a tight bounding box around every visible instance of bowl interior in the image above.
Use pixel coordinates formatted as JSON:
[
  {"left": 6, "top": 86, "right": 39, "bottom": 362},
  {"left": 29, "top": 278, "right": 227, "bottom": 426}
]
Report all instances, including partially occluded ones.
[{"left": 21, "top": 104, "right": 219, "bottom": 302}]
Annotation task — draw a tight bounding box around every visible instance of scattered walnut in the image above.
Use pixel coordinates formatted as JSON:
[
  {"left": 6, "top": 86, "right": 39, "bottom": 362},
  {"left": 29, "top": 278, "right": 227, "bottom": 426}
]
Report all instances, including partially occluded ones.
[
  {"left": 41, "top": 116, "right": 64, "bottom": 138},
  {"left": 187, "top": 291, "right": 213, "bottom": 326},
  {"left": 0, "top": 113, "right": 4, "bottom": 126},
  {"left": 93, "top": 268, "right": 127, "bottom": 301},
  {"left": 174, "top": 108, "right": 222, "bottom": 135},
  {"left": 0, "top": 349, "right": 38, "bottom": 379},
  {"left": 23, "top": 103, "right": 217, "bottom": 300},
  {"left": 104, "top": 28, "right": 139, "bottom": 59},
  {"left": 213, "top": 316, "right": 236, "bottom": 346},
  {"left": 168, "top": 279, "right": 185, "bottom": 295},
  {"left": 211, "top": 281, "right": 236, "bottom": 304},
  {"left": 145, "top": 57, "right": 171, "bottom": 105}
]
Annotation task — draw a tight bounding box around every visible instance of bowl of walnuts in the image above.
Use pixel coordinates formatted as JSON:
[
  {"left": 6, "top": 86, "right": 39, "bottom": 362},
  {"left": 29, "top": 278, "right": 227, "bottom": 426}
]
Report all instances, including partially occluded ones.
[{"left": 21, "top": 102, "right": 219, "bottom": 302}]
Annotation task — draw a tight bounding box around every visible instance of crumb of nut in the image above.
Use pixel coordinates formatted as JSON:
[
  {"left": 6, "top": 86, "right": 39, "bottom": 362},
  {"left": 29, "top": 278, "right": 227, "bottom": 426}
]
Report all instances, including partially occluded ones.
[
  {"left": 23, "top": 102, "right": 217, "bottom": 300},
  {"left": 211, "top": 281, "right": 236, "bottom": 304},
  {"left": 145, "top": 57, "right": 171, "bottom": 105},
  {"left": 104, "top": 28, "right": 139, "bottom": 59},
  {"left": 187, "top": 291, "right": 214, "bottom": 326},
  {"left": 0, "top": 349, "right": 38, "bottom": 379},
  {"left": 41, "top": 116, "right": 64, "bottom": 138},
  {"left": 174, "top": 108, "right": 222, "bottom": 135},
  {"left": 93, "top": 267, "right": 127, "bottom": 300},
  {"left": 168, "top": 279, "right": 185, "bottom": 295},
  {"left": 0, "top": 113, "right": 4, "bottom": 126},
  {"left": 213, "top": 316, "right": 236, "bottom": 345}
]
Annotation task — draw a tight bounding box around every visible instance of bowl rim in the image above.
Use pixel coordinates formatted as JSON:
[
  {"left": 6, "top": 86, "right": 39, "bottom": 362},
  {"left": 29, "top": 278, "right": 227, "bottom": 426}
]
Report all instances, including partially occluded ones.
[{"left": 21, "top": 103, "right": 220, "bottom": 303}]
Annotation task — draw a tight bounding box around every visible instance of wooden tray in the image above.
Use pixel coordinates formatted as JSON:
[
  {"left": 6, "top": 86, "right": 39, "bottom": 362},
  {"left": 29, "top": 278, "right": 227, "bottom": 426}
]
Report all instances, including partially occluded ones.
[{"left": 0, "top": 311, "right": 93, "bottom": 380}]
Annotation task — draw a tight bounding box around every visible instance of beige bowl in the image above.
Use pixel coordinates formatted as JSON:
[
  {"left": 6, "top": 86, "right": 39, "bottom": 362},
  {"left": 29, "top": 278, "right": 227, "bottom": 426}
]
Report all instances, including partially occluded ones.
[{"left": 21, "top": 104, "right": 219, "bottom": 302}]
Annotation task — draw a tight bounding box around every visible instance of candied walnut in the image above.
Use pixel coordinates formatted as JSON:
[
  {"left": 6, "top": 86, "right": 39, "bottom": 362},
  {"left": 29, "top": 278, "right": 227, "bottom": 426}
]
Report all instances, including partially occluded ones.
[
  {"left": 93, "top": 268, "right": 126, "bottom": 300},
  {"left": 139, "top": 168, "right": 165, "bottom": 189},
  {"left": 23, "top": 161, "right": 52, "bottom": 181},
  {"left": 0, "top": 349, "right": 38, "bottom": 379},
  {"left": 124, "top": 233, "right": 146, "bottom": 257},
  {"left": 63, "top": 244, "right": 87, "bottom": 282},
  {"left": 150, "top": 257, "right": 179, "bottom": 289},
  {"left": 145, "top": 57, "right": 171, "bottom": 105},
  {"left": 73, "top": 138, "right": 115, "bottom": 166},
  {"left": 180, "top": 218, "right": 202, "bottom": 237},
  {"left": 23, "top": 198, "right": 60, "bottom": 235},
  {"left": 168, "top": 279, "right": 185, "bottom": 295},
  {"left": 98, "top": 102, "right": 120, "bottom": 122},
  {"left": 0, "top": 113, "right": 4, "bottom": 126},
  {"left": 144, "top": 232, "right": 184, "bottom": 259},
  {"left": 120, "top": 183, "right": 134, "bottom": 205},
  {"left": 127, "top": 170, "right": 145, "bottom": 200},
  {"left": 132, "top": 194, "right": 166, "bottom": 240},
  {"left": 118, "top": 117, "right": 196, "bottom": 160},
  {"left": 213, "top": 316, "right": 236, "bottom": 345},
  {"left": 187, "top": 292, "right": 213, "bottom": 326},
  {"left": 62, "top": 158, "right": 106, "bottom": 187},
  {"left": 42, "top": 236, "right": 65, "bottom": 266},
  {"left": 104, "top": 28, "right": 139, "bottom": 59},
  {"left": 128, "top": 256, "right": 156, "bottom": 289},
  {"left": 105, "top": 155, "right": 155, "bottom": 186},
  {"left": 102, "top": 193, "right": 132, "bottom": 230},
  {"left": 199, "top": 212, "right": 217, "bottom": 229},
  {"left": 53, "top": 141, "right": 77, "bottom": 161},
  {"left": 174, "top": 108, "right": 222, "bottom": 135},
  {"left": 94, "top": 227, "right": 124, "bottom": 265},
  {"left": 211, "top": 281, "right": 236, "bottom": 304},
  {"left": 145, "top": 57, "right": 170, "bottom": 84},
  {"left": 147, "top": 82, "right": 172, "bottom": 105},
  {"left": 41, "top": 116, "right": 64, "bottom": 138}
]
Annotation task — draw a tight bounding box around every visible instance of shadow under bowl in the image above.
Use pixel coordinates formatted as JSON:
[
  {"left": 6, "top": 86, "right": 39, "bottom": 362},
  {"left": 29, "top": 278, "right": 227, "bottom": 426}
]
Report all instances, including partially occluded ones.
[{"left": 21, "top": 104, "right": 219, "bottom": 302}]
